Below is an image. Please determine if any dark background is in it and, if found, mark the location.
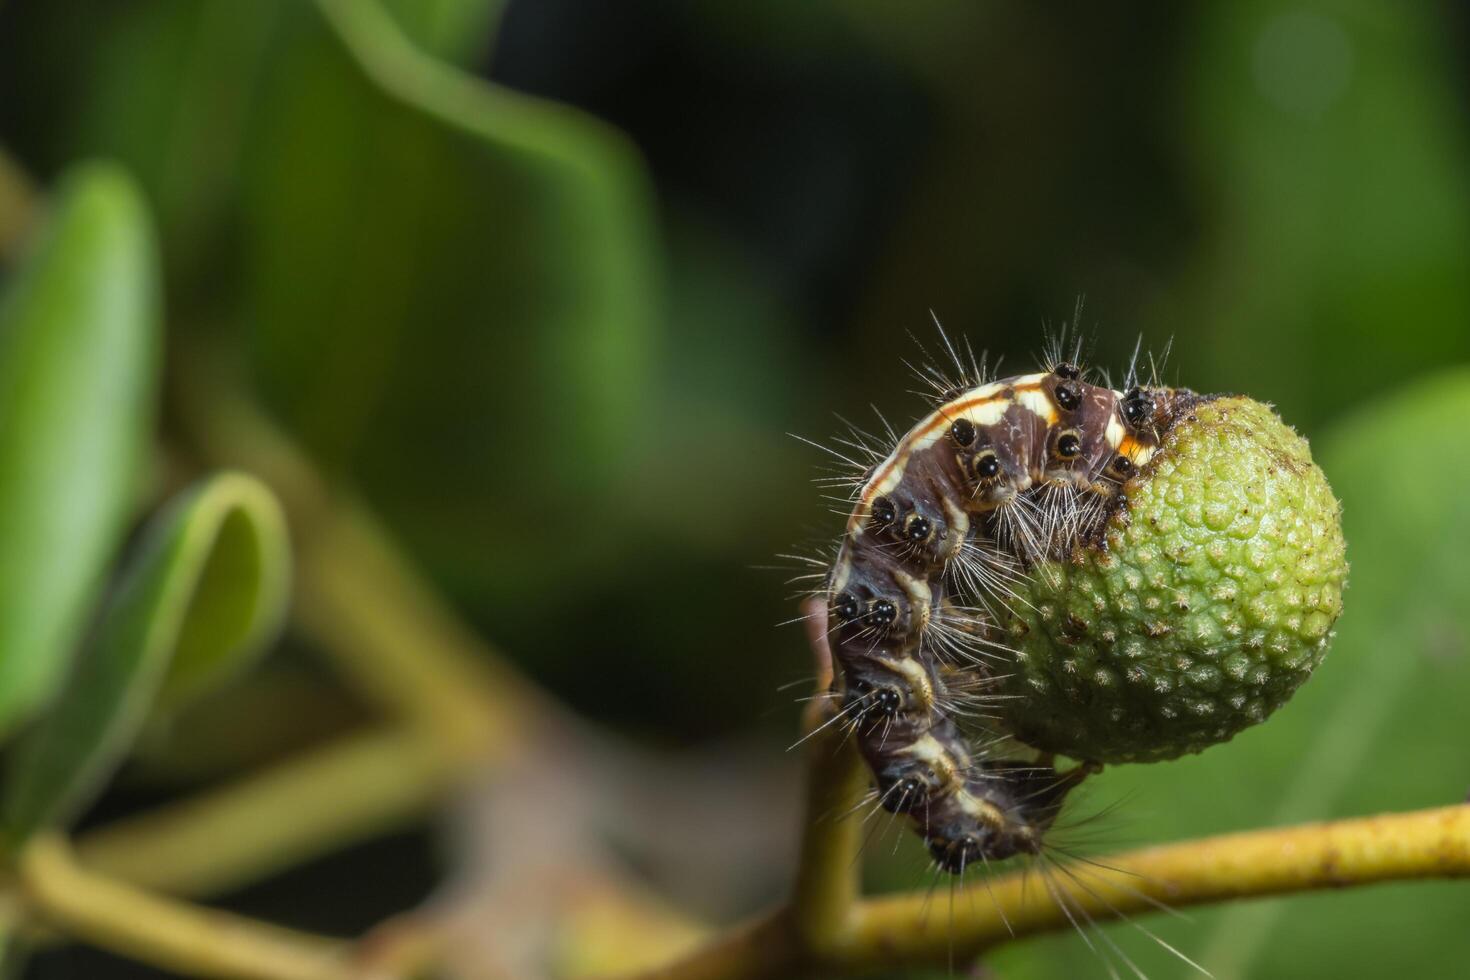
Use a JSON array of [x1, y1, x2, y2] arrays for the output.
[[3, 1, 1469, 977]]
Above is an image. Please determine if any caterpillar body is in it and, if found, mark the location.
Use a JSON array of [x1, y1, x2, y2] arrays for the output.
[[824, 356, 1202, 872]]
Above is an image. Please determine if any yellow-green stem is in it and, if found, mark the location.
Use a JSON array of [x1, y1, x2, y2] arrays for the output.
[[842, 803, 1470, 969], [20, 835, 361, 980], [618, 804, 1470, 980], [76, 727, 447, 898], [291, 506, 534, 763], [788, 598, 867, 952], [790, 737, 866, 952]]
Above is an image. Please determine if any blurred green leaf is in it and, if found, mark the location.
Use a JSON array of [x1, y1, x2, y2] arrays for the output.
[[1163, 1, 1470, 430], [2, 472, 290, 844], [381, 0, 504, 65], [988, 368, 1470, 979], [239, 0, 664, 602], [8, 0, 666, 611], [0, 162, 158, 739]]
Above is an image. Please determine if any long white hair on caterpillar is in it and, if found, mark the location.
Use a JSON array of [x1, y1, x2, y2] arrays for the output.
[[786, 312, 1218, 976]]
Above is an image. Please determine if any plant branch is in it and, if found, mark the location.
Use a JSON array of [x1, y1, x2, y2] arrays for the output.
[[75, 726, 448, 899], [617, 803, 1470, 979], [291, 506, 536, 763], [788, 598, 867, 953], [840, 802, 1470, 970], [19, 835, 364, 980], [608, 911, 792, 980]]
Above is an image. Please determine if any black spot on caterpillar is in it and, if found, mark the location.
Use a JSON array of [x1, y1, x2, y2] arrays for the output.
[[817, 330, 1203, 874]]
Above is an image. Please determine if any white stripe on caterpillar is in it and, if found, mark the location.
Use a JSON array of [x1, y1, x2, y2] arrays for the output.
[[819, 344, 1197, 874]]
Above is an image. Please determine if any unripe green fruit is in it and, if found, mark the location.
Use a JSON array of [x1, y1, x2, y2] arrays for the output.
[[998, 397, 1347, 762]]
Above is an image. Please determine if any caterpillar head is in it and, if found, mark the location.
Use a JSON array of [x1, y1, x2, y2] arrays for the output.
[[994, 395, 1348, 762]]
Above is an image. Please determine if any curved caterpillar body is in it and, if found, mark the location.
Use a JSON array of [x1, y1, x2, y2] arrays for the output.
[[825, 362, 1200, 872]]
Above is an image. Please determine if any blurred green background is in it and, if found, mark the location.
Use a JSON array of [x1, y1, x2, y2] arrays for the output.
[[2, 1, 1469, 977]]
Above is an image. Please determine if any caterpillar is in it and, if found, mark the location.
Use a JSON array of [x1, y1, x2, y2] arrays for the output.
[[819, 333, 1203, 873]]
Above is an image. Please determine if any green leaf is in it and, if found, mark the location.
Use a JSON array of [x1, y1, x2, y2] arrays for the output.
[[1, 472, 291, 844], [5, 0, 667, 616], [245, 0, 663, 597], [0, 162, 159, 739], [380, 0, 505, 64]]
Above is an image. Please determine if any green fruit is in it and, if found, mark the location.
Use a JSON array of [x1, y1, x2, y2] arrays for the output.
[[998, 397, 1347, 762]]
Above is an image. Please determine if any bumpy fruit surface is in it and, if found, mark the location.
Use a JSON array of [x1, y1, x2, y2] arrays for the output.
[[998, 397, 1347, 762]]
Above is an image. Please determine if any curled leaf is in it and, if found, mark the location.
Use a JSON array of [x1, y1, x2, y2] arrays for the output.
[[3, 472, 291, 843]]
